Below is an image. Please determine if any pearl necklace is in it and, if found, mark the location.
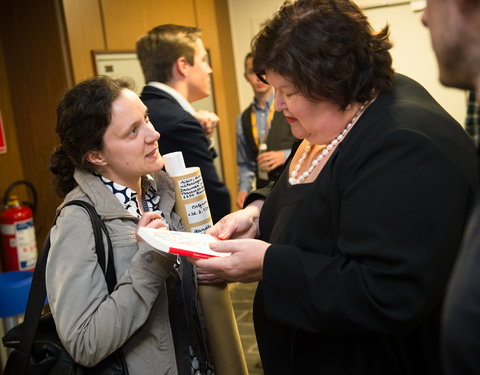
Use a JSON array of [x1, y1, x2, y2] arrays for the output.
[[289, 103, 366, 185]]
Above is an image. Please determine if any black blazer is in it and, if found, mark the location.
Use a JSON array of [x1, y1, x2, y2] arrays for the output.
[[249, 74, 478, 374], [442, 147, 480, 375], [140, 86, 230, 223]]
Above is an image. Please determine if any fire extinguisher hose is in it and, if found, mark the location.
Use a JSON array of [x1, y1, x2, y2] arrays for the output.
[[2, 180, 37, 215]]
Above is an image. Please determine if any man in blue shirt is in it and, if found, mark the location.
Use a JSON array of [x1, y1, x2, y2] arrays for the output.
[[236, 53, 296, 208]]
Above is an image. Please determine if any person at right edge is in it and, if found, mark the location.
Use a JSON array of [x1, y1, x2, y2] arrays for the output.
[[236, 52, 296, 208], [191, 0, 478, 374], [136, 24, 230, 223], [422, 0, 480, 374]]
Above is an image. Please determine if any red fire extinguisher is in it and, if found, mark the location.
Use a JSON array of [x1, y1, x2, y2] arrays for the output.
[[0, 181, 38, 271]]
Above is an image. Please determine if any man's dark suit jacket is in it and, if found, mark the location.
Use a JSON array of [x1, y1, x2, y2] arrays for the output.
[[140, 85, 230, 223]]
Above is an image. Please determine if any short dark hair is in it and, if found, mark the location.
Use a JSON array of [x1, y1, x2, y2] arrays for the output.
[[251, 0, 394, 108], [136, 24, 201, 83], [49, 76, 133, 197]]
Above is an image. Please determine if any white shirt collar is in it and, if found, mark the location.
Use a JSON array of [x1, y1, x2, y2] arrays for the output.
[[147, 81, 196, 116]]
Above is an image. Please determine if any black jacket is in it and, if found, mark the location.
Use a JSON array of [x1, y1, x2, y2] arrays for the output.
[[248, 74, 478, 374], [140, 85, 231, 223]]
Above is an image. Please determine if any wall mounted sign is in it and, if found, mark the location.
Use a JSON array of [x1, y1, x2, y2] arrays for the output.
[[0, 110, 6, 154]]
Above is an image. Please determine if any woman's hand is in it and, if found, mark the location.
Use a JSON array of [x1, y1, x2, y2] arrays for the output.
[[136, 211, 168, 241], [207, 200, 264, 240], [190, 238, 270, 283]]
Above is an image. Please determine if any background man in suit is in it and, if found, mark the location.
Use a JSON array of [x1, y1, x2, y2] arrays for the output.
[[136, 24, 230, 223], [236, 53, 296, 208], [422, 1, 480, 374]]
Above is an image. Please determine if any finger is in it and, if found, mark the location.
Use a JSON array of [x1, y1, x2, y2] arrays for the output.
[[196, 267, 214, 275], [198, 278, 228, 285], [196, 271, 217, 279], [191, 253, 228, 267], [209, 239, 239, 253], [206, 218, 236, 239], [138, 211, 162, 226], [189, 257, 219, 275], [205, 222, 223, 237], [150, 219, 168, 229], [257, 154, 267, 163], [196, 272, 225, 283]]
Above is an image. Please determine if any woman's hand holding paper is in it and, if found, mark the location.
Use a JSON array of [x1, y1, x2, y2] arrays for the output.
[[191, 238, 269, 283], [136, 212, 168, 241], [207, 200, 264, 240]]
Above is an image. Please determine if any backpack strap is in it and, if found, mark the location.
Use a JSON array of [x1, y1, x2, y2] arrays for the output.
[[63, 200, 117, 292], [16, 200, 116, 366]]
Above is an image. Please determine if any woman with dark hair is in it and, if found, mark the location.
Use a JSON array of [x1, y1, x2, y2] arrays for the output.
[[192, 0, 478, 374], [47, 76, 212, 375]]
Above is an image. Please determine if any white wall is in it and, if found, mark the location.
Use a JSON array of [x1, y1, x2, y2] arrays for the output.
[[227, 0, 467, 124], [365, 3, 467, 123], [227, 0, 284, 111]]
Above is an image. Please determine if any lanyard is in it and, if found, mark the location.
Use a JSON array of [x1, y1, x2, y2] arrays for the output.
[[250, 102, 275, 147]]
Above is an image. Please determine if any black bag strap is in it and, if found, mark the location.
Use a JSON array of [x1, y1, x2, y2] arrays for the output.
[[16, 200, 116, 368]]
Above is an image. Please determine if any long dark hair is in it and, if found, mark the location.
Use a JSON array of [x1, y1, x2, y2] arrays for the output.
[[49, 76, 132, 197], [252, 0, 394, 108]]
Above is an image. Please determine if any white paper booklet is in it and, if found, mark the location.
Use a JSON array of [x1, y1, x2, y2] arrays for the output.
[[138, 227, 230, 259]]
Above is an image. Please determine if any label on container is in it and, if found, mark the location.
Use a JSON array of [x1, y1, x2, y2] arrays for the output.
[[178, 174, 205, 200], [0, 223, 15, 235], [186, 198, 211, 224], [15, 219, 37, 270], [171, 167, 213, 234], [190, 221, 213, 234]]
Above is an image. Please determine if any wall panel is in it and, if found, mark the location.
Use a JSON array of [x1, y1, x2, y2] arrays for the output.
[[62, 0, 106, 82], [101, 0, 197, 49], [0, 36, 25, 195], [0, 0, 68, 246], [195, 0, 239, 206], [0, 32, 27, 271]]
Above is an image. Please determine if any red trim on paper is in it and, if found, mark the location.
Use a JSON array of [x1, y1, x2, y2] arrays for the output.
[[169, 247, 218, 259]]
